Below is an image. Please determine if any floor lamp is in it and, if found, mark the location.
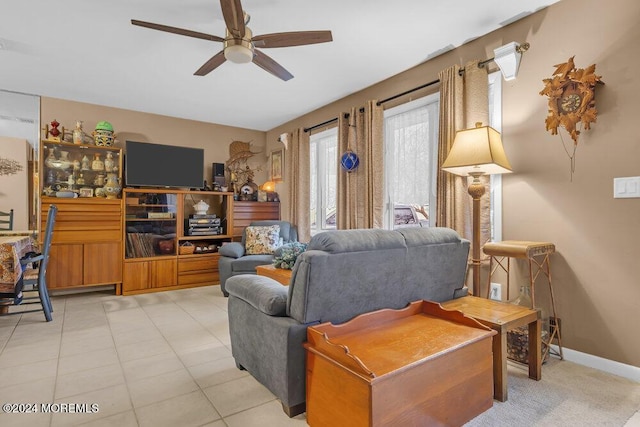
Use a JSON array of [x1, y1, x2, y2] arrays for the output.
[[441, 122, 512, 297]]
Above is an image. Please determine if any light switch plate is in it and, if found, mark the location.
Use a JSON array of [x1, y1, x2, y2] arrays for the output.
[[613, 177, 640, 199]]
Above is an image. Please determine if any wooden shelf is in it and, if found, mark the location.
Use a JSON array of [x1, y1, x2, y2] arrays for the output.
[[121, 188, 233, 295]]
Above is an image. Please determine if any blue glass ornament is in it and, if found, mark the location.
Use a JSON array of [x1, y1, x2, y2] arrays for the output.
[[340, 150, 359, 172]]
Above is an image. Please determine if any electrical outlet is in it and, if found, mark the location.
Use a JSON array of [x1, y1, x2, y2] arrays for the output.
[[489, 283, 501, 301]]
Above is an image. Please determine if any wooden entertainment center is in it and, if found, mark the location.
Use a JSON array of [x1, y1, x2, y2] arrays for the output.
[[121, 188, 234, 295], [39, 140, 280, 295]]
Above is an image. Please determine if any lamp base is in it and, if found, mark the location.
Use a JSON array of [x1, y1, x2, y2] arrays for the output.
[[468, 173, 486, 297]]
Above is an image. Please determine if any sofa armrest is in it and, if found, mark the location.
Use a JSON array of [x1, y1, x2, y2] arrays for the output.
[[219, 242, 245, 258], [226, 275, 288, 316]]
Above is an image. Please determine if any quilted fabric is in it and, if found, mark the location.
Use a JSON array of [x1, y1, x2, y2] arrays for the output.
[[245, 225, 281, 255]]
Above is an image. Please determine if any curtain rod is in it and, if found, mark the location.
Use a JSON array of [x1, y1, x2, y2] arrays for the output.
[[303, 48, 516, 134]]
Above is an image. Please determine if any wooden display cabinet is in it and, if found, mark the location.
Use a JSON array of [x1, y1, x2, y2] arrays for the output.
[[122, 188, 234, 295], [41, 140, 122, 199], [39, 140, 123, 292]]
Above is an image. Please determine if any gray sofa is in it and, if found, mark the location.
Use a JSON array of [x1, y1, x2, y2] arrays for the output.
[[225, 227, 470, 416], [218, 220, 298, 296]]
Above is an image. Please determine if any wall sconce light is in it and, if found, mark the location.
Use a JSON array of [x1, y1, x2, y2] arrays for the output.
[[493, 42, 530, 81]]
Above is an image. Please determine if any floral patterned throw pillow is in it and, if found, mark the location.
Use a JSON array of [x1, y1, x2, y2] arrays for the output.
[[245, 225, 281, 255]]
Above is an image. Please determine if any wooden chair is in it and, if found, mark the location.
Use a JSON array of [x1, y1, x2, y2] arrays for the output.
[[0, 205, 57, 321], [0, 209, 13, 230]]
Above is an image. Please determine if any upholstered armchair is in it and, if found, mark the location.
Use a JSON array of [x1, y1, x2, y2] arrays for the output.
[[218, 220, 298, 296]]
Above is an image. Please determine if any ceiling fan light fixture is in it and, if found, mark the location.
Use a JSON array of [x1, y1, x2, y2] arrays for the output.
[[225, 44, 253, 63]]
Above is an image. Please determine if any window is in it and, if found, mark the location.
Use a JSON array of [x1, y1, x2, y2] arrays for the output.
[[383, 93, 439, 230], [309, 128, 338, 235], [488, 71, 503, 242]]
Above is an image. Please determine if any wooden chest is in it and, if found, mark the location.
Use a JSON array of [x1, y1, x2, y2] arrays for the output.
[[305, 300, 496, 427]]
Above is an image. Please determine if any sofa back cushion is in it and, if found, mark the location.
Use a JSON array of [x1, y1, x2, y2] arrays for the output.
[[287, 227, 469, 325], [398, 227, 470, 302]]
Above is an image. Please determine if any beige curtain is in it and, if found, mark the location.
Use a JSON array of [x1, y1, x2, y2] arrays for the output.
[[284, 128, 311, 242], [436, 61, 490, 248], [337, 101, 384, 229]]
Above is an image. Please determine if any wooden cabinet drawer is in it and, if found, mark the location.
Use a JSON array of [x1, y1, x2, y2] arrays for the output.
[[178, 254, 219, 273], [178, 271, 219, 285]]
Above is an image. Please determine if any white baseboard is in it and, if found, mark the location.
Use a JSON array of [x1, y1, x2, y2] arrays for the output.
[[550, 344, 640, 383]]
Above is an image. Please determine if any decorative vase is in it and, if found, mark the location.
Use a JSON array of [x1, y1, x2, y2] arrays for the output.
[[58, 151, 72, 170], [45, 147, 57, 168], [104, 151, 115, 172], [157, 239, 175, 255], [81, 155, 91, 171], [103, 173, 121, 199], [91, 153, 104, 171], [93, 121, 115, 146], [194, 200, 209, 215], [93, 173, 105, 186], [72, 121, 84, 145]]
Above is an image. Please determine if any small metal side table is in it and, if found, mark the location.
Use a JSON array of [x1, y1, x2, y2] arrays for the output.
[[483, 240, 563, 361]]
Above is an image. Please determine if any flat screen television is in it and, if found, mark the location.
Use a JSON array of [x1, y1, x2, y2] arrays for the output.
[[125, 140, 204, 189]]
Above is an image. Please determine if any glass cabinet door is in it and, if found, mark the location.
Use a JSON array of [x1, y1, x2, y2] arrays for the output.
[[41, 140, 122, 199], [124, 192, 177, 258]]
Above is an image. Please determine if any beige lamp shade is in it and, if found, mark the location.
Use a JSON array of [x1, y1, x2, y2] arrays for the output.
[[262, 181, 276, 192], [442, 123, 513, 176]]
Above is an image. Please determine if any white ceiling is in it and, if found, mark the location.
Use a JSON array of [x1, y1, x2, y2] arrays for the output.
[[1, 0, 560, 131]]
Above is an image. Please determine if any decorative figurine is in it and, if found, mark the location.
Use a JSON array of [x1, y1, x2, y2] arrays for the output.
[[104, 151, 115, 172], [72, 121, 84, 145], [81, 155, 91, 171], [91, 153, 104, 171], [94, 173, 105, 186]]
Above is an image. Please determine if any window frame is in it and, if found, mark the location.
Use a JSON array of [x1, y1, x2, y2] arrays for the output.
[[309, 127, 338, 235], [382, 92, 440, 230]]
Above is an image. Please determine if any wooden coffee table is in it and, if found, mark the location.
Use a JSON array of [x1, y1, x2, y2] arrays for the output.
[[441, 295, 541, 402], [255, 264, 292, 285]]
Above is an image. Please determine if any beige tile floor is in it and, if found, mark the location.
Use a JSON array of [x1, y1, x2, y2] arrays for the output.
[[1, 286, 638, 427], [0, 286, 307, 427]]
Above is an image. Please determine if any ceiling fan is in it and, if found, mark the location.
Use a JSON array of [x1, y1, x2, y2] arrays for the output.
[[132, 0, 333, 81]]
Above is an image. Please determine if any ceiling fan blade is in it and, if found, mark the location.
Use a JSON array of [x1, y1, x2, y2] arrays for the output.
[[131, 19, 224, 43], [194, 51, 227, 76], [220, 0, 246, 39], [253, 31, 333, 48], [253, 50, 293, 81]]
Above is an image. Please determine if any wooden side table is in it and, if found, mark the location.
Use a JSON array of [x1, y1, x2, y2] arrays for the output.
[[441, 295, 541, 402], [483, 240, 563, 361], [255, 264, 292, 285]]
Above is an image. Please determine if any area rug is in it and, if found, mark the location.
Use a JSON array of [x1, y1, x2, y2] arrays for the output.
[[466, 358, 640, 426]]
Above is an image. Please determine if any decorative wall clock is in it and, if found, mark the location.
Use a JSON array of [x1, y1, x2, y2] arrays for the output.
[[540, 56, 603, 143], [540, 56, 603, 178]]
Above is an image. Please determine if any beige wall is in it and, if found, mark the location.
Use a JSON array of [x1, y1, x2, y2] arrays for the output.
[[266, 0, 640, 367], [41, 98, 270, 186]]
